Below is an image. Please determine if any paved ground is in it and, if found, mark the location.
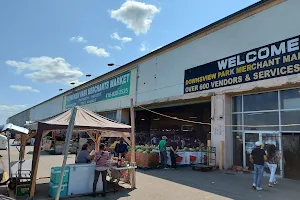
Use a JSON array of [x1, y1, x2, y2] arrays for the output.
[[0, 142, 299, 200]]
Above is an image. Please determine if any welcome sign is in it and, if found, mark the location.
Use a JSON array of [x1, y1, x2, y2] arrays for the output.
[[65, 72, 131, 109], [184, 35, 300, 94]]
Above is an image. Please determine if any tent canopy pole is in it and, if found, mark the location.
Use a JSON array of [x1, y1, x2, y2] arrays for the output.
[[55, 107, 77, 200]]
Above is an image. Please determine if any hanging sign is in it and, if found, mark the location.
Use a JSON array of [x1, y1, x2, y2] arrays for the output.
[[65, 71, 131, 109], [184, 35, 300, 94]]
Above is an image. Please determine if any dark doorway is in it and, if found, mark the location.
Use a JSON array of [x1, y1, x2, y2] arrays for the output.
[[282, 133, 300, 180], [135, 102, 211, 145]]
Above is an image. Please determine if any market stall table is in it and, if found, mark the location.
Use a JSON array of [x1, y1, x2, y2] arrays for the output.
[[108, 166, 137, 193]]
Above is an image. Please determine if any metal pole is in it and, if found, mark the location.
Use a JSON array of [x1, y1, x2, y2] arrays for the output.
[[130, 98, 136, 188], [55, 107, 77, 200], [6, 131, 12, 178]]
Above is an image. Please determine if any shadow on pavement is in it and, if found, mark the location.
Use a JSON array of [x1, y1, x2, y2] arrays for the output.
[[137, 166, 300, 200], [16, 179, 132, 200], [26, 151, 75, 158]]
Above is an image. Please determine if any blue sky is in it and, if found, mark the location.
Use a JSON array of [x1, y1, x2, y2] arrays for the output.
[[0, 0, 259, 124]]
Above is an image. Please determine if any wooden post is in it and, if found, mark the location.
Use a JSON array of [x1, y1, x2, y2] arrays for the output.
[[26, 132, 37, 141], [130, 98, 136, 188], [121, 133, 132, 146], [86, 131, 96, 142], [95, 132, 102, 151], [20, 134, 27, 160], [29, 127, 44, 198], [219, 141, 224, 170]]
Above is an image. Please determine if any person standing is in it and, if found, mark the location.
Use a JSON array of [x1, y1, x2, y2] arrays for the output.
[[114, 137, 128, 158], [250, 141, 267, 191], [151, 135, 157, 145], [180, 137, 185, 149], [93, 143, 110, 197], [159, 136, 168, 169], [267, 144, 279, 187], [76, 143, 93, 163], [170, 140, 179, 169]]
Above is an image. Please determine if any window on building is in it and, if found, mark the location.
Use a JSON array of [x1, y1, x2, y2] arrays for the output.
[[281, 88, 300, 110], [281, 110, 300, 131], [232, 96, 242, 113], [244, 91, 278, 111], [232, 114, 242, 130], [244, 112, 279, 131], [105, 112, 117, 121]]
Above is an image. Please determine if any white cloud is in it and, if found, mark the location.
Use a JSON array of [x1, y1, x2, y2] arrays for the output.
[[110, 32, 132, 43], [108, 45, 122, 50], [0, 104, 28, 124], [140, 41, 149, 52], [6, 56, 83, 84], [152, 46, 163, 52], [10, 85, 40, 93], [84, 46, 110, 57], [70, 36, 87, 43], [0, 105, 28, 112], [110, 1, 159, 35]]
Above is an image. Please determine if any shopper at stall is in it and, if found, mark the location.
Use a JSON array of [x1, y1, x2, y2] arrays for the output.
[[114, 137, 128, 158], [93, 143, 110, 197], [180, 137, 185, 149], [75, 143, 93, 163], [159, 136, 168, 169], [151, 135, 157, 145], [267, 144, 279, 187], [170, 140, 179, 169], [250, 141, 267, 191]]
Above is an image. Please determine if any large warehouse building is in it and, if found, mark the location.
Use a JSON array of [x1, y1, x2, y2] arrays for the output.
[[8, 0, 300, 179]]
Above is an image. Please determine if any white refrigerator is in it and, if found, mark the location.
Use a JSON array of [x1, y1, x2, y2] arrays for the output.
[[67, 163, 103, 196]]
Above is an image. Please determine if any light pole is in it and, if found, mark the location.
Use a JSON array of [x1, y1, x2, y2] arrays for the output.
[[58, 82, 76, 92], [85, 74, 97, 78], [107, 63, 121, 67]]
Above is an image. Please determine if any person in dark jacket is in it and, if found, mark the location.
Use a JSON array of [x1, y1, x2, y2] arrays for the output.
[[170, 140, 179, 169], [114, 138, 128, 158]]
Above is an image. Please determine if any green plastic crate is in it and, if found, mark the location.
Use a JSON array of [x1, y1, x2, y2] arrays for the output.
[[16, 184, 30, 197]]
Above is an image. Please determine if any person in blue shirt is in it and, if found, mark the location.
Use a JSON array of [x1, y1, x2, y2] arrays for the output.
[[76, 143, 93, 163]]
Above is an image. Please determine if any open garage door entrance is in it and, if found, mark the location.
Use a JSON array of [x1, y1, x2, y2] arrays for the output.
[[135, 101, 211, 146]]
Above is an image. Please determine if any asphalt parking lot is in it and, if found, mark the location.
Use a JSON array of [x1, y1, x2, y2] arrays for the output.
[[0, 143, 300, 200]]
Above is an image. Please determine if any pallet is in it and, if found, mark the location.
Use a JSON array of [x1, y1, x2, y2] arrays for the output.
[[192, 164, 216, 172]]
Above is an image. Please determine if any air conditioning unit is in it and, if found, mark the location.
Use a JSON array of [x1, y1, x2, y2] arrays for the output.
[[181, 125, 193, 132]]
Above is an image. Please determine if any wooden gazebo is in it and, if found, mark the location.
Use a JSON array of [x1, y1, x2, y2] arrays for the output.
[[26, 101, 136, 198]]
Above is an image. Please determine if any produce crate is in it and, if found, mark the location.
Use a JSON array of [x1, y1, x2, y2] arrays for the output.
[[50, 166, 70, 184], [16, 184, 30, 197], [137, 152, 159, 168], [126, 152, 159, 168]]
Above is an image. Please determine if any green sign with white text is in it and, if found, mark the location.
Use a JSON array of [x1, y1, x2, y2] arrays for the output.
[[65, 71, 131, 109]]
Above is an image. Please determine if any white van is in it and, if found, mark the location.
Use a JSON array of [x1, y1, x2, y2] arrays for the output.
[[0, 135, 8, 150]]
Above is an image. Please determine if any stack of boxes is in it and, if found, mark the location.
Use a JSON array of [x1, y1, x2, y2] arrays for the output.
[[48, 166, 70, 198]]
